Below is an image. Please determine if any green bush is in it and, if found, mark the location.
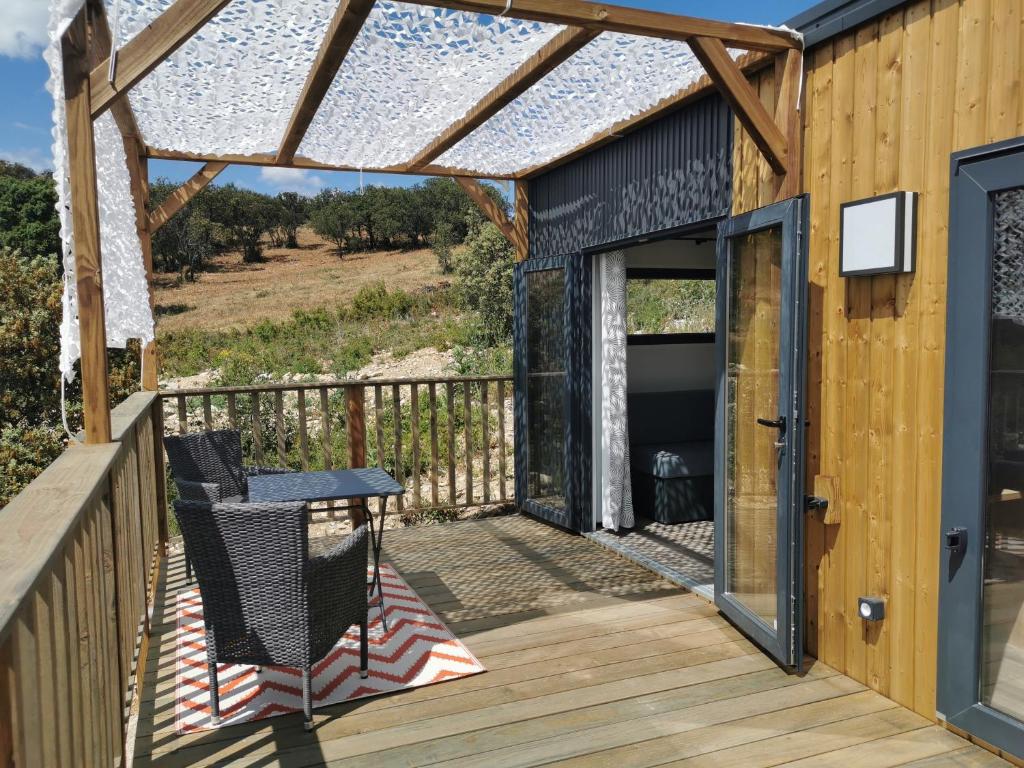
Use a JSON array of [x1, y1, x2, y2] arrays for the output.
[[454, 222, 515, 346], [0, 425, 65, 508], [0, 166, 59, 262]]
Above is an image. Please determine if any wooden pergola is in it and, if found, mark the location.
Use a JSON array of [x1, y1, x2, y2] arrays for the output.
[[59, 0, 803, 445]]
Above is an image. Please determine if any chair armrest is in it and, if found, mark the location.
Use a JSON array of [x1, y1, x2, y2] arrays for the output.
[[308, 525, 369, 643], [175, 479, 223, 502], [245, 465, 298, 476]]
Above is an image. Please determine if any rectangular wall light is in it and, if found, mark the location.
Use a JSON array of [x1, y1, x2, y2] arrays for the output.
[[840, 191, 917, 276]]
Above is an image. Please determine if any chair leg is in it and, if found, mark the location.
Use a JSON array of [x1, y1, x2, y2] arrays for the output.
[[360, 621, 369, 679], [302, 668, 313, 731], [208, 657, 220, 726]]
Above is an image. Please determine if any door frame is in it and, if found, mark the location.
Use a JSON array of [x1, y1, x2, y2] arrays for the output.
[[713, 195, 808, 668], [514, 253, 592, 532], [938, 135, 1024, 755]]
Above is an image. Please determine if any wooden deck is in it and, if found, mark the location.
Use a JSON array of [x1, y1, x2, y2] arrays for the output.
[[131, 515, 1007, 767]]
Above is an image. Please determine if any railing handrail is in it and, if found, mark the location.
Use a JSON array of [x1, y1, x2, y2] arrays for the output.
[[0, 442, 119, 646], [158, 373, 513, 398]]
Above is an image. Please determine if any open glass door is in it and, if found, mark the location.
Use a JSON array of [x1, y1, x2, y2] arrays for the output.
[[514, 254, 591, 531], [715, 197, 808, 668]]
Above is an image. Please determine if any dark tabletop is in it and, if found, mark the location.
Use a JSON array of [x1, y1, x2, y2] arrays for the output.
[[247, 467, 405, 504]]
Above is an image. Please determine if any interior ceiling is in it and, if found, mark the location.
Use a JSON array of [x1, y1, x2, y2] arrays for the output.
[[104, 0, 748, 178]]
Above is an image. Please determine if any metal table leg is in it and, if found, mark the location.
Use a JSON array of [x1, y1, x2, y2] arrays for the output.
[[365, 497, 388, 633]]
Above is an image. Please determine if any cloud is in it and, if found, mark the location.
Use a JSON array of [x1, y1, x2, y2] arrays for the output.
[[0, 0, 50, 59], [0, 147, 52, 173], [258, 167, 324, 195]]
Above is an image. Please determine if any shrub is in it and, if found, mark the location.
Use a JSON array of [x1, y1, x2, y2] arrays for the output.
[[0, 425, 65, 508], [431, 220, 457, 274], [346, 282, 418, 321], [0, 171, 60, 262], [454, 222, 515, 346]]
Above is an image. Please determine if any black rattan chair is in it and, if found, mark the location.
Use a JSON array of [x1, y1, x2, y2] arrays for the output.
[[164, 429, 296, 580], [174, 499, 369, 731]]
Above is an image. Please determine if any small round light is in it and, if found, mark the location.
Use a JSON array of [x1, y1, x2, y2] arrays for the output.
[[859, 602, 872, 619]]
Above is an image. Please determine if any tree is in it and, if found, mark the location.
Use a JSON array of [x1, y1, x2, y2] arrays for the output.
[[309, 190, 354, 254], [454, 222, 515, 345], [275, 192, 308, 248], [149, 179, 217, 278], [0, 171, 60, 261], [200, 184, 278, 263]]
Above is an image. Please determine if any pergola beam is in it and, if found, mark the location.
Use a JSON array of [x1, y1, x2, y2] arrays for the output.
[[143, 146, 519, 180], [688, 36, 789, 176], [63, 6, 112, 443], [399, 0, 800, 52], [276, 0, 375, 164], [89, 0, 232, 120], [148, 162, 228, 233], [408, 26, 601, 170], [773, 48, 803, 200], [455, 178, 515, 244], [87, 0, 145, 154]]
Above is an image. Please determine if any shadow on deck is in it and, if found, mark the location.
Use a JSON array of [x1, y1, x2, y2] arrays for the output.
[[131, 515, 1005, 767]]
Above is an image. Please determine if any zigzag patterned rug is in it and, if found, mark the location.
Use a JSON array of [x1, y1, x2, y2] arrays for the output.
[[174, 564, 485, 733]]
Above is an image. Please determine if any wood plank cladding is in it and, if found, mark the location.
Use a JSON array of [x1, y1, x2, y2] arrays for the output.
[[731, 0, 1024, 720]]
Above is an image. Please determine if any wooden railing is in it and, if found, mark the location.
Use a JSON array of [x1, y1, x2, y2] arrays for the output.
[[0, 392, 167, 767], [159, 375, 515, 516]]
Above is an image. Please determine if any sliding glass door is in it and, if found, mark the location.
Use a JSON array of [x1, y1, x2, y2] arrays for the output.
[[514, 254, 591, 531]]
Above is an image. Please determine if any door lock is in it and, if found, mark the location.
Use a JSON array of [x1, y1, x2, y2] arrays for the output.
[[805, 496, 829, 512], [944, 527, 967, 554]]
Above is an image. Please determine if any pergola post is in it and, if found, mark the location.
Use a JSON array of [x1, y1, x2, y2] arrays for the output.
[[513, 181, 529, 262], [63, 6, 112, 443], [131, 155, 160, 390]]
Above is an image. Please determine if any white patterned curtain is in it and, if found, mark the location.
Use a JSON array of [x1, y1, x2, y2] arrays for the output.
[[600, 251, 634, 531]]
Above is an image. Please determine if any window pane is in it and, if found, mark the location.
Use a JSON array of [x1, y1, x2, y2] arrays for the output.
[[724, 227, 781, 628], [626, 278, 716, 335], [982, 186, 1024, 721], [526, 268, 566, 510]]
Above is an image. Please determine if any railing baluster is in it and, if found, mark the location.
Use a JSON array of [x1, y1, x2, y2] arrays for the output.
[[481, 380, 491, 504], [392, 385, 404, 512], [319, 387, 332, 471], [274, 390, 286, 466], [410, 384, 421, 510], [497, 379, 508, 501], [227, 392, 237, 429], [202, 395, 213, 431], [374, 386, 385, 471], [446, 382, 457, 506], [176, 395, 187, 434], [251, 392, 264, 465], [429, 383, 439, 506], [463, 382, 473, 506], [297, 389, 310, 471]]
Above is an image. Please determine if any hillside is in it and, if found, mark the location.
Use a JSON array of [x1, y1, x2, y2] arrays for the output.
[[153, 227, 452, 333]]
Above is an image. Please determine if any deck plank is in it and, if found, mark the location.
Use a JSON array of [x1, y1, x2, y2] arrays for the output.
[[132, 514, 1005, 767]]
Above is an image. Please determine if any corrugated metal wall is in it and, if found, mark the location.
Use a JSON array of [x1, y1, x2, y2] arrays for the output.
[[528, 94, 733, 260]]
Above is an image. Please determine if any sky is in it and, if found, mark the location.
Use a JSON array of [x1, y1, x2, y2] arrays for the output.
[[0, 0, 812, 194]]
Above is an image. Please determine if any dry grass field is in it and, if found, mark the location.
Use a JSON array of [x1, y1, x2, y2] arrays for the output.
[[153, 228, 448, 332]]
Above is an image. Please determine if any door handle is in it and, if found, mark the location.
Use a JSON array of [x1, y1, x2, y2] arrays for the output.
[[945, 527, 967, 554], [757, 417, 785, 430]]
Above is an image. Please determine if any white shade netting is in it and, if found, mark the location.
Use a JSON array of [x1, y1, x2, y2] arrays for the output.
[[45, 0, 154, 383], [437, 33, 712, 176], [299, 2, 565, 169]]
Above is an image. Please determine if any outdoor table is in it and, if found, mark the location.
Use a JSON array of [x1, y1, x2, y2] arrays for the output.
[[248, 467, 405, 631]]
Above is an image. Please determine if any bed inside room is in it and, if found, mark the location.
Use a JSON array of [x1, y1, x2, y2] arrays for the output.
[[588, 227, 719, 600]]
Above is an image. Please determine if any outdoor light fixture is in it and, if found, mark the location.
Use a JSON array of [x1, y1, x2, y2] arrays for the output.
[[858, 596, 885, 622], [840, 192, 918, 276]]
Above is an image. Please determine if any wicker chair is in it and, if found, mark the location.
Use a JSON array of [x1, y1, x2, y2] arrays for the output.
[[163, 429, 296, 580], [174, 499, 369, 731]]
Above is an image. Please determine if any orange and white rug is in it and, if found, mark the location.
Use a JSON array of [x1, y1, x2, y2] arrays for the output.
[[175, 564, 485, 733]]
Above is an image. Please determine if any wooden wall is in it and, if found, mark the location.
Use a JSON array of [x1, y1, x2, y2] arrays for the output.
[[731, 0, 1024, 719]]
